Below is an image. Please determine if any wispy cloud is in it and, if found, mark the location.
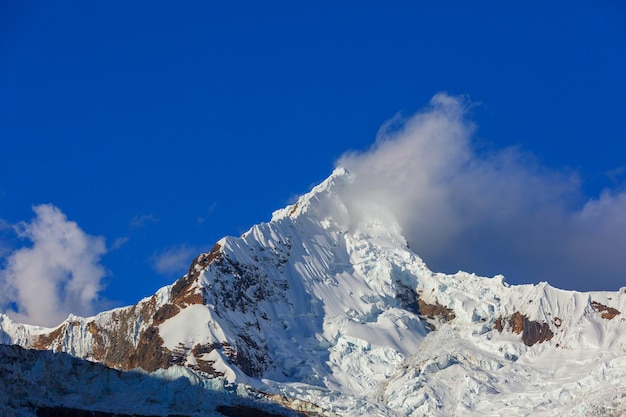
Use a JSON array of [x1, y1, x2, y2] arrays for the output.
[[196, 203, 217, 225], [0, 204, 107, 326], [130, 213, 159, 229], [151, 245, 197, 276], [109, 236, 129, 251], [337, 93, 626, 291]]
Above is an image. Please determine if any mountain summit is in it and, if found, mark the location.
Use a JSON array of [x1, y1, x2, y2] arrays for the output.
[[2, 168, 626, 416]]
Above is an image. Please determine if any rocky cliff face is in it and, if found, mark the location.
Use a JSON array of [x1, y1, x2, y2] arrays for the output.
[[5, 244, 264, 379]]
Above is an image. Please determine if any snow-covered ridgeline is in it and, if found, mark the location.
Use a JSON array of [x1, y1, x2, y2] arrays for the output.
[[0, 284, 173, 362]]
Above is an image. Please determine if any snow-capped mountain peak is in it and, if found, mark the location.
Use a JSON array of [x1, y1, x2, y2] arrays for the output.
[[2, 168, 626, 416], [272, 166, 352, 222]]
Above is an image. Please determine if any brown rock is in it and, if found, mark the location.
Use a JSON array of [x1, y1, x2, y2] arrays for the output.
[[499, 312, 554, 346], [494, 316, 504, 332], [33, 324, 67, 350], [591, 301, 621, 320], [417, 299, 455, 322]]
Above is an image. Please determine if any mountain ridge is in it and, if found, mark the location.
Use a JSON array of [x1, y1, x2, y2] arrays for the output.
[[2, 167, 626, 416]]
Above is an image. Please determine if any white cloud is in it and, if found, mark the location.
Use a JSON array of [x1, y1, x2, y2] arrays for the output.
[[151, 245, 196, 276], [337, 93, 626, 291], [0, 204, 107, 326]]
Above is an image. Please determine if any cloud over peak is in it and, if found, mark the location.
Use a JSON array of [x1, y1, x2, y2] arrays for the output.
[[338, 93, 626, 291]]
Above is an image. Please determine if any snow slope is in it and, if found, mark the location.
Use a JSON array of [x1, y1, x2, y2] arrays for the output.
[[2, 167, 626, 416]]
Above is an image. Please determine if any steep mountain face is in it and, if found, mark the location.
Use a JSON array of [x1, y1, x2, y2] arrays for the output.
[[2, 167, 626, 416]]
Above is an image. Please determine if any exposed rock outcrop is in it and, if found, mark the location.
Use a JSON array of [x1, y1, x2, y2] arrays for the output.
[[28, 244, 227, 375], [417, 299, 456, 322], [171, 243, 223, 306], [495, 312, 554, 346], [591, 301, 621, 320]]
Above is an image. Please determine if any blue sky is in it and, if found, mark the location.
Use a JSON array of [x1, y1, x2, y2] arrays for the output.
[[1, 2, 625, 325]]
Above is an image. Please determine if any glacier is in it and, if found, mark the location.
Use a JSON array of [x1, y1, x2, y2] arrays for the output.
[[2, 167, 626, 416]]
